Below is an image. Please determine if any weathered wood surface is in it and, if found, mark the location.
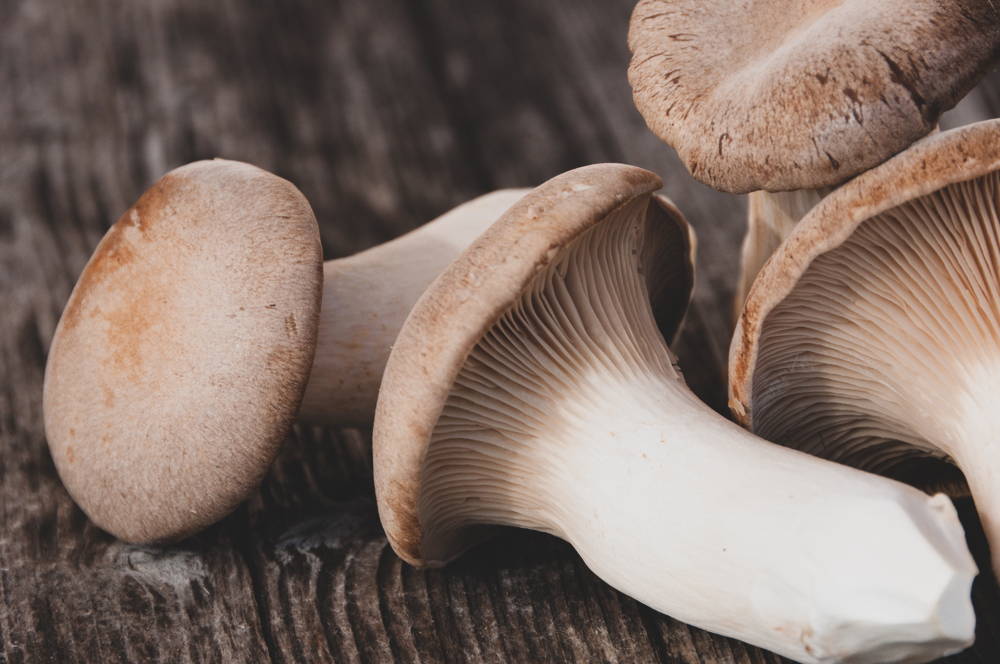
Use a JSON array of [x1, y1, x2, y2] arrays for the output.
[[2, 1, 999, 661]]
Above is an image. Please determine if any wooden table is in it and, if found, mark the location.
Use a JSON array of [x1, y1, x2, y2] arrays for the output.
[[3, 1, 999, 661]]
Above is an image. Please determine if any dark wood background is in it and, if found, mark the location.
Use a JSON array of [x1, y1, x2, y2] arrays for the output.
[[3, 1, 1000, 661]]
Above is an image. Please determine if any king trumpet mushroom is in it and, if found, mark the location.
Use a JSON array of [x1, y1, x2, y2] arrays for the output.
[[732, 119, 1000, 581], [627, 0, 1000, 311], [373, 163, 977, 664], [42, 158, 527, 543]]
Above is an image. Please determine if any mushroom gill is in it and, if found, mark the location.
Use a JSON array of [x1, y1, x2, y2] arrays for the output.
[[751, 170, 1000, 474], [418, 196, 677, 560]]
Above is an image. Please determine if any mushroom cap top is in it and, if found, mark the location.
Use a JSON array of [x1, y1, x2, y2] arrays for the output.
[[372, 163, 694, 565], [43, 159, 323, 543], [628, 0, 1000, 193], [730, 118, 1000, 426]]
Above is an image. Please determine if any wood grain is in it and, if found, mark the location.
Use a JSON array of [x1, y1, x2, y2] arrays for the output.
[[2, 0, 999, 661]]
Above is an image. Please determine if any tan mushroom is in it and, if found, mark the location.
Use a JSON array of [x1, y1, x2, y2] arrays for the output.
[[627, 0, 1000, 309], [731, 119, 1000, 575], [374, 163, 977, 664], [43, 159, 526, 543]]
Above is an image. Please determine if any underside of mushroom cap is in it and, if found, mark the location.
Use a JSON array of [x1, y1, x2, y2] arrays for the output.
[[628, 0, 1000, 193], [730, 119, 1000, 471], [43, 160, 323, 543], [373, 164, 694, 566]]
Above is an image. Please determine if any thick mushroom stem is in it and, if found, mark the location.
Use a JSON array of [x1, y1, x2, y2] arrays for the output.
[[416, 203, 976, 663], [572, 428, 973, 664], [924, 386, 1000, 575], [425, 349, 975, 664], [735, 189, 827, 316], [297, 189, 528, 425], [953, 444, 1000, 576], [579, 402, 967, 663]]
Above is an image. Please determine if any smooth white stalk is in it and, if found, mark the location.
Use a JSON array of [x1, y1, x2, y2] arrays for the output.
[[954, 447, 1000, 578], [922, 363, 1000, 579], [564, 375, 974, 664]]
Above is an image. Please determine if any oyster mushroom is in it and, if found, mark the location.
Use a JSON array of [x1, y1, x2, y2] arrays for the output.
[[374, 163, 977, 664], [627, 0, 1000, 308], [43, 159, 526, 543], [731, 119, 1000, 575]]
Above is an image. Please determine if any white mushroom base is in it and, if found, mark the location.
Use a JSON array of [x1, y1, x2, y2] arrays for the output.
[[429, 370, 976, 663], [419, 202, 977, 663], [566, 382, 973, 664]]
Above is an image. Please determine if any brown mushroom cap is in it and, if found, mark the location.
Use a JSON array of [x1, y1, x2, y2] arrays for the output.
[[43, 160, 323, 543], [373, 163, 694, 566], [628, 0, 1000, 193], [730, 119, 1000, 465]]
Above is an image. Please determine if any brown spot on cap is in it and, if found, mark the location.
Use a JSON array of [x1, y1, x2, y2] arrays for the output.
[[42, 159, 323, 544]]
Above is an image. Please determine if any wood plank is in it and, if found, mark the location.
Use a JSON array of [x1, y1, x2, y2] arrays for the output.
[[2, 0, 999, 662]]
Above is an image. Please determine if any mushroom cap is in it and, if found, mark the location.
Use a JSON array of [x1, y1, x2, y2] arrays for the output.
[[628, 0, 1000, 193], [730, 118, 1000, 433], [372, 163, 694, 566], [43, 160, 323, 543]]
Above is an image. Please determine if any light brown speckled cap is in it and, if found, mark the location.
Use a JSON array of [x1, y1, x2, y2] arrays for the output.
[[372, 163, 694, 566], [731, 118, 1000, 426], [43, 160, 323, 543], [628, 1, 1000, 193]]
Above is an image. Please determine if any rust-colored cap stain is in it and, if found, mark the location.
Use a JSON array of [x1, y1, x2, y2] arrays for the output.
[[43, 160, 323, 543]]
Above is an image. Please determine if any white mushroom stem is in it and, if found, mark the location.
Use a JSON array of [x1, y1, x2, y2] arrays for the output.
[[421, 203, 976, 663], [736, 189, 827, 314], [953, 443, 1000, 574], [297, 189, 528, 425]]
